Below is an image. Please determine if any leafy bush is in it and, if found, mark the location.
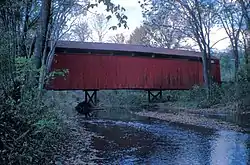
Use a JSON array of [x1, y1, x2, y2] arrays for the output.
[[0, 57, 66, 164], [166, 77, 250, 110], [99, 90, 147, 107]]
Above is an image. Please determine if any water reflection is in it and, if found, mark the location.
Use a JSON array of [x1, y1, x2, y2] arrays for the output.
[[210, 131, 249, 165], [82, 119, 250, 165]]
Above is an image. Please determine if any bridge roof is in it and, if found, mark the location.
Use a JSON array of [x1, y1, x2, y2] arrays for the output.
[[54, 41, 217, 60]]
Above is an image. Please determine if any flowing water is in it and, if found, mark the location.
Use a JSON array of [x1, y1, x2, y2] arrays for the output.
[[79, 108, 250, 165]]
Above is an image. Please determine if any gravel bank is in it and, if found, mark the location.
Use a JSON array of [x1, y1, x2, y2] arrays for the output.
[[46, 91, 100, 165], [134, 102, 245, 132]]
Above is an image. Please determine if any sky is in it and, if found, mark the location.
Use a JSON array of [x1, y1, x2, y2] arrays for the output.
[[86, 0, 230, 50], [86, 0, 144, 41]]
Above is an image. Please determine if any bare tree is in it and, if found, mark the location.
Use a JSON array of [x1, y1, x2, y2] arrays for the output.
[[70, 19, 92, 41], [141, 0, 218, 97], [238, 0, 250, 71], [89, 13, 110, 42], [127, 25, 151, 45], [142, 1, 188, 49], [19, 0, 34, 58], [238, 0, 250, 29], [217, 0, 244, 82], [184, 0, 216, 91], [108, 33, 126, 43]]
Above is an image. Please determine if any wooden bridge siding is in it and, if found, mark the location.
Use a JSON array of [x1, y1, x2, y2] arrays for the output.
[[48, 53, 204, 90], [211, 60, 221, 83]]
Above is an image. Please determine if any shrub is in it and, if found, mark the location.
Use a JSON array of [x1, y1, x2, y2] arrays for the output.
[[0, 57, 66, 164]]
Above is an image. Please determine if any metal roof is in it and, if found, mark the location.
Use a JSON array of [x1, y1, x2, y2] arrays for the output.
[[54, 41, 216, 59]]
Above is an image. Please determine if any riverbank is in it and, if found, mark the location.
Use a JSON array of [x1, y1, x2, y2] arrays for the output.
[[46, 91, 100, 165], [134, 102, 247, 132], [46, 90, 248, 164]]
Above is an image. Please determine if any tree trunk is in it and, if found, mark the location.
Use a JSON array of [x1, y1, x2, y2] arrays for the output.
[[33, 0, 51, 69], [38, 22, 52, 93], [233, 48, 240, 103], [234, 49, 240, 82], [239, 0, 250, 80], [246, 26, 250, 81], [20, 0, 32, 58], [207, 45, 212, 86], [242, 30, 248, 65], [202, 51, 210, 99]]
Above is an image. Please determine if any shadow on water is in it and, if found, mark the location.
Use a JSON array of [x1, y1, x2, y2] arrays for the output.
[[80, 108, 250, 165]]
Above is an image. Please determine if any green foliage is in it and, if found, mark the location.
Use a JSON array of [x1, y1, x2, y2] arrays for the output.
[[219, 54, 234, 81], [0, 56, 66, 164], [166, 79, 250, 110], [15, 57, 38, 83], [34, 119, 58, 129], [216, 49, 246, 82], [88, 0, 128, 30], [46, 68, 69, 83], [99, 90, 147, 107]]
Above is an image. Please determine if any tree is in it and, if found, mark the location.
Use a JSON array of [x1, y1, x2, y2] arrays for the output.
[[238, 0, 250, 78], [33, 0, 129, 68], [241, 27, 249, 65], [0, 0, 130, 97], [33, 0, 52, 69], [35, 0, 87, 90], [140, 0, 219, 98], [217, 0, 244, 82], [70, 19, 92, 41], [0, 0, 130, 163], [88, 0, 128, 30], [238, 0, 250, 32], [127, 25, 151, 45], [108, 33, 126, 43], [19, 0, 35, 58], [142, 0, 187, 49], [90, 13, 110, 42], [217, 50, 235, 81], [30, 0, 129, 90]]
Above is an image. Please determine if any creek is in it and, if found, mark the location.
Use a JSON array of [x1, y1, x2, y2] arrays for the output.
[[78, 108, 250, 165]]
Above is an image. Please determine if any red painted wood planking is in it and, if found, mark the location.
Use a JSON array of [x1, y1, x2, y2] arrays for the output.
[[47, 53, 221, 90]]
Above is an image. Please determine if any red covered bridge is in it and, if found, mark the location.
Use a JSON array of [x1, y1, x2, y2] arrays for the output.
[[47, 41, 221, 103]]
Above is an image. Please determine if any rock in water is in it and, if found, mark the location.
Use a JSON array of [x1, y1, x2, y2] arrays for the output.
[[75, 101, 94, 118]]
